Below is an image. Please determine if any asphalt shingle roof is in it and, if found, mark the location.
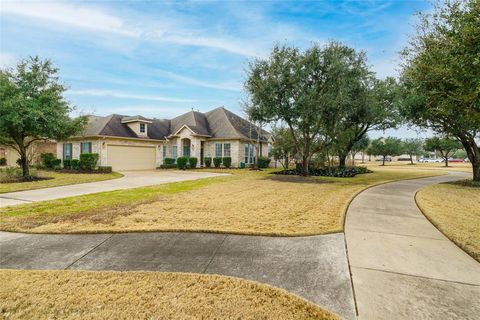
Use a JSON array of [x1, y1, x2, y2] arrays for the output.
[[81, 107, 270, 141]]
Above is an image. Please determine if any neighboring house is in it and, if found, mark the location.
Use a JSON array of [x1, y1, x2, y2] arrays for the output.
[[0, 141, 57, 166], [57, 107, 272, 171]]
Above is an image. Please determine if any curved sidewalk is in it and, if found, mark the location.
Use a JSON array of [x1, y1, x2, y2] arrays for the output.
[[345, 172, 480, 319]]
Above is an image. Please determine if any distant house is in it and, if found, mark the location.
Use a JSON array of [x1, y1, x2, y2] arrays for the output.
[[57, 107, 272, 171]]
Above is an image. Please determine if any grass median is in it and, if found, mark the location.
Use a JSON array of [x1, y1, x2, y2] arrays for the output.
[[0, 167, 445, 235], [416, 180, 480, 262], [0, 269, 338, 320]]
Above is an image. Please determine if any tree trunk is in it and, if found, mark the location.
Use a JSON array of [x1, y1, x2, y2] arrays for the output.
[[338, 154, 347, 169], [351, 153, 356, 166], [19, 148, 30, 177], [361, 153, 365, 164], [410, 154, 413, 165], [382, 155, 386, 166], [445, 157, 449, 167], [473, 159, 480, 182], [458, 136, 480, 182]]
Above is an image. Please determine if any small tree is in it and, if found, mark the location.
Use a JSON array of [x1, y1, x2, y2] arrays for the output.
[[271, 126, 296, 169], [402, 138, 423, 165], [424, 137, 462, 167], [350, 135, 370, 166], [0, 57, 86, 177], [369, 137, 403, 166]]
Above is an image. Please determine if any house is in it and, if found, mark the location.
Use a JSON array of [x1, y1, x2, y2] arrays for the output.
[[57, 107, 272, 171], [0, 141, 57, 167]]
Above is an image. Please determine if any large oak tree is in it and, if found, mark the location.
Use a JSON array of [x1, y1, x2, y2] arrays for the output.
[[400, 0, 480, 180], [0, 57, 86, 177]]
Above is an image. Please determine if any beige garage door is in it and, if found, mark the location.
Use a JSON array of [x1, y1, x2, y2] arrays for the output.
[[107, 145, 156, 171]]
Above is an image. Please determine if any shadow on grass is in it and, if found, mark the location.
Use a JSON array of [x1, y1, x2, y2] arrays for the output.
[[443, 179, 480, 188], [261, 174, 333, 184]]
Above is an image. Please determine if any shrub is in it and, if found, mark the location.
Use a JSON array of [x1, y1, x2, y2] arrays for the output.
[[222, 157, 232, 168], [164, 158, 175, 165], [16, 158, 22, 166], [41, 153, 57, 169], [213, 157, 222, 168], [0, 158, 6, 166], [63, 159, 72, 169], [79, 153, 99, 171], [176, 156, 188, 169], [50, 159, 62, 169], [273, 166, 372, 178], [188, 157, 198, 168], [97, 166, 112, 173], [71, 159, 80, 170], [257, 156, 271, 168], [204, 157, 212, 167], [158, 164, 177, 169]]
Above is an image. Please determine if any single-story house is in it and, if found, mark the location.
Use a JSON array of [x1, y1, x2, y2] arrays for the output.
[[57, 107, 272, 171], [0, 141, 57, 167]]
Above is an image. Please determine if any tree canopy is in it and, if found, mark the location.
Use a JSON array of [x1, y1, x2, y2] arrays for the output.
[[400, 0, 480, 180], [424, 136, 462, 167], [0, 56, 87, 176], [368, 137, 403, 166]]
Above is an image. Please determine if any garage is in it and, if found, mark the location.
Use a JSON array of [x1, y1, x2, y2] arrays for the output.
[[107, 145, 156, 171]]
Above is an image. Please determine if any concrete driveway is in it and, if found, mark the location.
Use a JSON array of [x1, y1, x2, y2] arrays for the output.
[[0, 170, 227, 207]]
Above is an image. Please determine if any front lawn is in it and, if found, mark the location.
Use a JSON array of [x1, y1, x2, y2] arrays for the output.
[[0, 170, 123, 193], [416, 181, 480, 262], [0, 270, 338, 320], [0, 167, 444, 235]]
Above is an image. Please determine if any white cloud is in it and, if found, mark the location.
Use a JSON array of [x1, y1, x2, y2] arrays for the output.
[[155, 69, 241, 91], [0, 1, 139, 37], [67, 89, 195, 103], [0, 52, 17, 68]]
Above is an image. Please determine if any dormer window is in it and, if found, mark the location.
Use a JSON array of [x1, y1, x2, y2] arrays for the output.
[[140, 123, 146, 133]]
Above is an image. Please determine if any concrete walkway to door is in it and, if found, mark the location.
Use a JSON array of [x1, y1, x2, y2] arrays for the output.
[[0, 170, 227, 207], [345, 172, 480, 319]]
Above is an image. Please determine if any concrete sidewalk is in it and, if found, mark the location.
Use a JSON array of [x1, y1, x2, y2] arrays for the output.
[[0, 231, 356, 319], [345, 172, 480, 319], [0, 170, 227, 207]]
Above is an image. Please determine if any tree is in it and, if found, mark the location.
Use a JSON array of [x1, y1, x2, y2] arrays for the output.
[[0, 56, 86, 177], [424, 137, 462, 167], [334, 77, 401, 168], [246, 42, 376, 175], [402, 138, 423, 165], [400, 0, 480, 180], [368, 137, 403, 166], [271, 126, 296, 169], [350, 135, 370, 166]]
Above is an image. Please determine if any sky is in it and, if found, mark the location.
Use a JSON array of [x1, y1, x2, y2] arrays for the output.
[[0, 0, 433, 138]]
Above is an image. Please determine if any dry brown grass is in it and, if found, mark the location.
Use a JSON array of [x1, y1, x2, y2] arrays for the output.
[[416, 182, 480, 262], [0, 167, 444, 235], [366, 161, 473, 173], [0, 269, 338, 320]]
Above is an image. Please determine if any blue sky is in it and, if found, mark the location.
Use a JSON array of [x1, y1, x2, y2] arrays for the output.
[[0, 0, 432, 138]]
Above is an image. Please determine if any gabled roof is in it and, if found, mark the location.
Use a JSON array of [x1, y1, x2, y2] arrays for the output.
[[79, 107, 270, 142]]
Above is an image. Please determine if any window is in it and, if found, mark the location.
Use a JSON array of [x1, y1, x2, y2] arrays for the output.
[[162, 145, 167, 158], [223, 143, 231, 157], [81, 142, 91, 154], [215, 143, 222, 157], [63, 143, 72, 160], [244, 144, 254, 164], [172, 145, 178, 160], [139, 123, 146, 133]]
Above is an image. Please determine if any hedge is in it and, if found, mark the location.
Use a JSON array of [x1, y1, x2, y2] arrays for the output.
[[79, 153, 99, 171], [164, 158, 175, 165], [177, 156, 188, 169], [188, 157, 198, 168], [41, 153, 60, 169], [222, 157, 232, 168], [257, 156, 271, 168], [0, 158, 6, 166], [204, 157, 212, 167], [159, 164, 177, 169], [213, 157, 222, 168], [97, 166, 112, 173]]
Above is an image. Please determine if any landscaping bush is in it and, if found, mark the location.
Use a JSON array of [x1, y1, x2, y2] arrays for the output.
[[176, 156, 188, 169], [63, 159, 72, 169], [79, 153, 99, 171], [40, 153, 61, 169], [164, 158, 175, 165], [0, 158, 6, 166], [273, 166, 372, 178], [16, 158, 22, 166], [188, 157, 198, 168], [97, 166, 112, 173], [257, 156, 271, 168], [204, 157, 212, 167], [158, 164, 177, 169], [213, 157, 222, 168], [71, 159, 80, 170], [222, 157, 232, 168]]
